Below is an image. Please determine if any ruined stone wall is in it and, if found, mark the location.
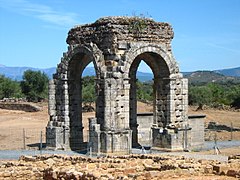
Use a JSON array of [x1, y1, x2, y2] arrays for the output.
[[137, 113, 153, 146], [0, 102, 41, 112], [188, 115, 205, 149]]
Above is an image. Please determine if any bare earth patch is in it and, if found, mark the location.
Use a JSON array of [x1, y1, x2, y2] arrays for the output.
[[0, 102, 239, 156], [0, 102, 239, 179]]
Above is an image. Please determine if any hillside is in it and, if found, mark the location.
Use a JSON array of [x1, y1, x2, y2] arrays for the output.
[[214, 67, 240, 77], [184, 71, 240, 84]]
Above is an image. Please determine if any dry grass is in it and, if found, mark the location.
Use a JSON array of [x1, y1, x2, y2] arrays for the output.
[[0, 102, 239, 155]]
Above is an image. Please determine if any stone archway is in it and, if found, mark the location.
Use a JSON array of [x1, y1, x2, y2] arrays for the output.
[[67, 48, 98, 150], [125, 45, 188, 150], [47, 44, 104, 150], [46, 16, 204, 154]]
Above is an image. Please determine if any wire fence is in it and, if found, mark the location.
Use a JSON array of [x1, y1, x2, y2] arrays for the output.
[[0, 127, 239, 151], [0, 128, 45, 150]]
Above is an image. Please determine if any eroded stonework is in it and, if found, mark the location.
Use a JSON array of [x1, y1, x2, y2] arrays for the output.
[[46, 16, 204, 154]]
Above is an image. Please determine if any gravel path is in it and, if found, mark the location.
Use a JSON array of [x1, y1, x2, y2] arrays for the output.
[[0, 140, 239, 161]]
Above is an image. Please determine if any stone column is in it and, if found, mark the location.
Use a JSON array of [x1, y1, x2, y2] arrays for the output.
[[181, 78, 188, 123], [62, 79, 70, 148], [129, 77, 138, 147], [46, 79, 57, 148], [46, 77, 68, 150], [154, 77, 169, 128], [167, 77, 176, 125], [103, 78, 116, 131], [95, 78, 105, 129], [48, 79, 56, 120], [100, 77, 132, 154], [69, 78, 84, 150]]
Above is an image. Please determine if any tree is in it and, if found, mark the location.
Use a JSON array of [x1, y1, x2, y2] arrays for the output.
[[228, 84, 240, 108], [189, 85, 213, 110], [20, 70, 49, 102], [0, 75, 22, 99], [136, 80, 153, 103], [207, 83, 226, 105], [82, 76, 96, 107]]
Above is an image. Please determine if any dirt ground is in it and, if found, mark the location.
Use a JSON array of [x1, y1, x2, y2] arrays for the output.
[[0, 102, 239, 155], [189, 106, 240, 141]]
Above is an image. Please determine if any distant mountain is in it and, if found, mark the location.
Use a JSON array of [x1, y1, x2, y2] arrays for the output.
[[214, 67, 240, 77], [0, 66, 56, 81], [136, 71, 153, 82], [0, 65, 239, 83], [0, 65, 153, 82], [83, 67, 154, 81]]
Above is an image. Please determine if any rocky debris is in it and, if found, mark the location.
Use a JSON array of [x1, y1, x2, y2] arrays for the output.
[[0, 102, 42, 112], [207, 122, 240, 132], [229, 155, 240, 160], [0, 154, 239, 179], [194, 104, 240, 112], [82, 105, 95, 112], [0, 97, 27, 103]]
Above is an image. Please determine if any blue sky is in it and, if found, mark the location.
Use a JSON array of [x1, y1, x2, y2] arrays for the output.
[[0, 0, 239, 72]]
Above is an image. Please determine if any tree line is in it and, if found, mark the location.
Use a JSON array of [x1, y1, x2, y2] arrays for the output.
[[80, 76, 240, 109], [136, 80, 240, 109], [0, 70, 48, 102], [1, 72, 239, 109]]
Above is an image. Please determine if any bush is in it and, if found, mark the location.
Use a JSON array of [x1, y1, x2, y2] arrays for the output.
[[20, 70, 49, 102], [82, 76, 96, 106], [0, 75, 23, 99]]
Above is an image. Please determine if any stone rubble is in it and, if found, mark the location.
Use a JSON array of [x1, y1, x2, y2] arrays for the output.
[[0, 154, 239, 179], [0, 102, 42, 112]]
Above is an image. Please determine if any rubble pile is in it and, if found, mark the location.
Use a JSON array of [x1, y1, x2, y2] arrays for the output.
[[0, 154, 239, 179]]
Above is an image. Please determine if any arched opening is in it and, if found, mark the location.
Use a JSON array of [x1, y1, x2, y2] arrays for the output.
[[68, 52, 99, 151], [136, 61, 154, 111], [129, 52, 170, 148]]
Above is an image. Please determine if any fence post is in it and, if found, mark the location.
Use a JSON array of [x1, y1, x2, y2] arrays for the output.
[[23, 128, 26, 150], [39, 131, 43, 154], [214, 132, 220, 155]]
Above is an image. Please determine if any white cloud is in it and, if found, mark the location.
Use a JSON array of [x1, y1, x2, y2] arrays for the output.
[[0, 0, 78, 27], [206, 42, 240, 54]]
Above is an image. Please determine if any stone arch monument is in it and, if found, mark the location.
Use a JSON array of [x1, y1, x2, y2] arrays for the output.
[[46, 16, 204, 154]]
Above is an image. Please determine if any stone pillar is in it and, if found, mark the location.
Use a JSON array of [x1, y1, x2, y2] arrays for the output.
[[168, 77, 177, 125], [103, 78, 115, 131], [130, 77, 138, 147], [100, 77, 132, 154], [46, 79, 57, 148], [152, 74, 189, 151], [46, 78, 66, 150], [181, 78, 188, 123], [89, 117, 101, 154], [95, 78, 105, 129], [62, 79, 70, 149], [154, 77, 169, 128], [48, 79, 56, 119], [69, 78, 84, 150]]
